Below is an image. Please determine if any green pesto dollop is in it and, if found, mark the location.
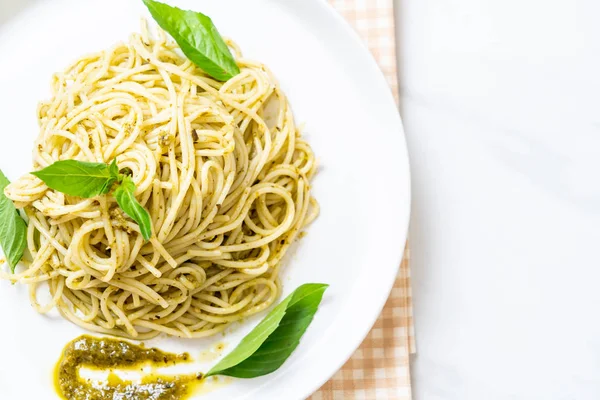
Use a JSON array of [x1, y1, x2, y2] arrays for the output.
[[55, 335, 202, 400]]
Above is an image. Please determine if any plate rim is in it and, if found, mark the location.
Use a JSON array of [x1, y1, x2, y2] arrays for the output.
[[295, 1, 411, 396]]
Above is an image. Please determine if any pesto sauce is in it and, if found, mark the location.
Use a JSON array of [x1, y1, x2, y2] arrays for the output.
[[55, 335, 202, 400]]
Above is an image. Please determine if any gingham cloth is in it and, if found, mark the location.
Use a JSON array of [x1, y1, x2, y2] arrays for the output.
[[311, 1, 414, 399]]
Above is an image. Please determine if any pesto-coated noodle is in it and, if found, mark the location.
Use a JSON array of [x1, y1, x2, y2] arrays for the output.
[[2, 24, 318, 339]]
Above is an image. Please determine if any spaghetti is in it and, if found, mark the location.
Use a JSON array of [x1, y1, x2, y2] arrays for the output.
[[2, 24, 318, 339]]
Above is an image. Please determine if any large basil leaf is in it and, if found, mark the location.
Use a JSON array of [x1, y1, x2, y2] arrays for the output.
[[0, 170, 27, 272], [143, 0, 240, 81], [206, 283, 328, 378]]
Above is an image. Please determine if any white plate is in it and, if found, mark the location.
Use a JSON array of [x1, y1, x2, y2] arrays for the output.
[[0, 0, 410, 398]]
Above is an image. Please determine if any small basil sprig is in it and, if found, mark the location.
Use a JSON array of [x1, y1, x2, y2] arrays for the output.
[[206, 283, 328, 378], [114, 176, 152, 241], [33, 160, 152, 240], [142, 0, 240, 81], [32, 160, 118, 198], [0, 170, 27, 272]]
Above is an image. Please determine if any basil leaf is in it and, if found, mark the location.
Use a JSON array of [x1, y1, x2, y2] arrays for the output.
[[114, 175, 152, 240], [31, 160, 116, 198], [206, 283, 328, 378], [109, 159, 119, 180], [143, 0, 240, 81], [0, 170, 27, 272]]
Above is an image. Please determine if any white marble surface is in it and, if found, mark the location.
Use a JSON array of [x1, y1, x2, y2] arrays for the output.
[[394, 0, 600, 399]]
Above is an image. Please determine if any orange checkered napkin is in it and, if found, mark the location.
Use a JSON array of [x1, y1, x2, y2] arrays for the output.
[[311, 1, 414, 399]]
